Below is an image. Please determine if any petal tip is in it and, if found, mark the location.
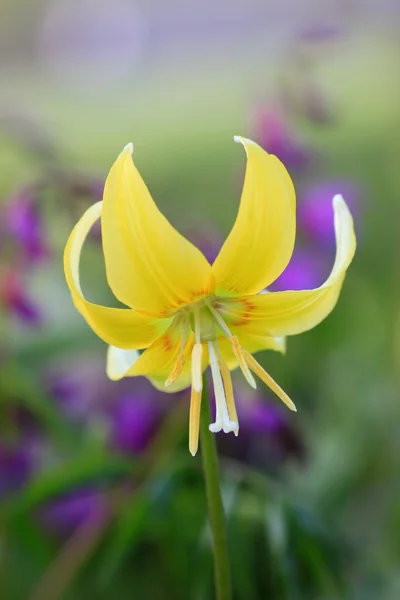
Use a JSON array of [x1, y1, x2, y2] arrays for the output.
[[122, 142, 134, 155], [233, 135, 254, 147], [332, 194, 345, 209]]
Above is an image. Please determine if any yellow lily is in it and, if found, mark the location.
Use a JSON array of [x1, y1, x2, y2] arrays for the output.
[[64, 137, 356, 456]]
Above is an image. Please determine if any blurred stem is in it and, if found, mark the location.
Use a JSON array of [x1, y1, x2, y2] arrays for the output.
[[200, 378, 232, 600]]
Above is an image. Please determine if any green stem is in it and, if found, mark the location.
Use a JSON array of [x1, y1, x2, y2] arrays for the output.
[[200, 377, 232, 600]]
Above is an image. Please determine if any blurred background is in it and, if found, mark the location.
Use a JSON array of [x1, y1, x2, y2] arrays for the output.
[[0, 0, 400, 598]]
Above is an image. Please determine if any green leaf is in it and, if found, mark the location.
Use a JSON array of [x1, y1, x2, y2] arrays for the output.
[[96, 490, 150, 588]]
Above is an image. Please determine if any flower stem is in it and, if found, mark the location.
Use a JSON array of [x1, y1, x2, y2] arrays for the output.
[[200, 377, 232, 600]]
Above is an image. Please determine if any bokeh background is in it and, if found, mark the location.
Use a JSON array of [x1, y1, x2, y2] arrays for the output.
[[1, 1, 400, 598]]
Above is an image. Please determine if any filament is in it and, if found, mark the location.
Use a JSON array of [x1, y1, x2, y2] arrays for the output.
[[243, 350, 297, 412]]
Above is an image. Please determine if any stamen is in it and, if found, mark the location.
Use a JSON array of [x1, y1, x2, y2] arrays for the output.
[[208, 304, 233, 338], [208, 341, 238, 434], [230, 336, 257, 389], [189, 387, 202, 456], [208, 304, 256, 390], [243, 350, 297, 412], [191, 342, 203, 393]]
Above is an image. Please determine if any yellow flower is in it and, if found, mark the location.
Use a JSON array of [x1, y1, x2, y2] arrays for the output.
[[64, 137, 356, 456]]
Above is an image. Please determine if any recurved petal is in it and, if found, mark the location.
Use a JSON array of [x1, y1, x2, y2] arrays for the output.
[[212, 136, 296, 296], [220, 195, 356, 337], [101, 144, 215, 317], [64, 201, 168, 349]]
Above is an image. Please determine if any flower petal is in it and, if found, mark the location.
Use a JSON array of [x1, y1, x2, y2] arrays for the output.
[[125, 319, 191, 378], [106, 346, 140, 381], [101, 144, 215, 317], [64, 201, 168, 349], [220, 195, 356, 337], [125, 318, 210, 393], [212, 136, 296, 296]]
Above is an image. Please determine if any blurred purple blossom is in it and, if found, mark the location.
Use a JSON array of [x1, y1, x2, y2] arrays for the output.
[[209, 385, 305, 471], [215, 385, 304, 469], [240, 397, 304, 463], [48, 369, 94, 419], [254, 107, 309, 169], [0, 270, 41, 326], [270, 249, 326, 292], [109, 393, 162, 454], [42, 488, 108, 535], [4, 189, 48, 264], [0, 442, 32, 495], [299, 181, 359, 246], [48, 361, 165, 453]]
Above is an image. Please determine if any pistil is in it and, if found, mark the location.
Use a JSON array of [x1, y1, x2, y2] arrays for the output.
[[208, 341, 238, 434]]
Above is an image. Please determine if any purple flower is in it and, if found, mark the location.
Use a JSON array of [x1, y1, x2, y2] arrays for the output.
[[47, 372, 87, 420], [216, 386, 305, 469], [5, 189, 48, 263], [0, 442, 32, 495], [270, 249, 326, 292], [299, 181, 359, 246], [254, 107, 309, 170], [109, 392, 162, 454], [42, 488, 108, 535], [0, 270, 41, 326], [48, 363, 165, 452]]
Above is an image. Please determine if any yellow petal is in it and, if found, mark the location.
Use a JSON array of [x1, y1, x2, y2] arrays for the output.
[[64, 201, 168, 348], [212, 136, 296, 296], [220, 195, 356, 337], [125, 319, 191, 378], [101, 144, 215, 317], [106, 346, 140, 381], [128, 323, 209, 393]]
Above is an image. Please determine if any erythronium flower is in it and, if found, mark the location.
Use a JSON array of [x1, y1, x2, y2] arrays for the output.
[[64, 137, 356, 456]]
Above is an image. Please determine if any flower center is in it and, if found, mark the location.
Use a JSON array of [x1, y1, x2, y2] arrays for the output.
[[164, 297, 296, 456], [165, 298, 260, 453]]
